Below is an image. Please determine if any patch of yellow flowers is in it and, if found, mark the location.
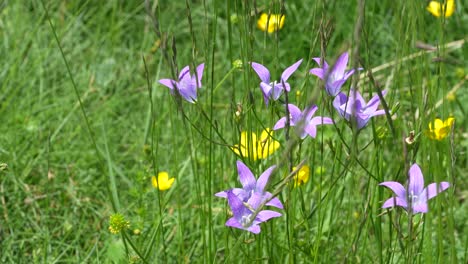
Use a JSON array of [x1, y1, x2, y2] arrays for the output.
[[257, 13, 285, 33], [427, 0, 455, 17], [232, 129, 280, 161], [428, 117, 455, 141]]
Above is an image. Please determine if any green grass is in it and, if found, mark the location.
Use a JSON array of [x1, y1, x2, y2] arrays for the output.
[[0, 0, 466, 263]]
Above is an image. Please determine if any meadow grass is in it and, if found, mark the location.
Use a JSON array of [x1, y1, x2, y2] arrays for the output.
[[0, 0, 466, 263]]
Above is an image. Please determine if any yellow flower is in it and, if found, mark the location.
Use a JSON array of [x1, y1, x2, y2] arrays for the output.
[[428, 117, 455, 140], [152, 171, 175, 191], [292, 165, 310, 187], [232, 129, 280, 161], [427, 0, 455, 17], [257, 13, 285, 33]]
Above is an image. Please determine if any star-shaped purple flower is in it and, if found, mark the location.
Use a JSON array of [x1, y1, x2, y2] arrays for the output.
[[158, 63, 205, 103], [215, 161, 283, 210], [379, 164, 450, 214], [273, 104, 333, 139], [224, 190, 282, 234], [309, 52, 360, 97], [251, 59, 303, 106], [333, 89, 387, 130]]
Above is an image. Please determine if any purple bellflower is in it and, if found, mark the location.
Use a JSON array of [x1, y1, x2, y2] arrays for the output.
[[309, 52, 360, 97], [273, 104, 333, 139], [215, 161, 283, 210], [379, 164, 450, 214], [158, 63, 205, 103], [333, 89, 387, 130], [224, 190, 282, 234], [251, 59, 303, 106]]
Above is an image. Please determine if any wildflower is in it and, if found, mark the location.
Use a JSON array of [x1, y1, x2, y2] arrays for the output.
[[309, 52, 361, 97], [273, 104, 333, 139], [152, 171, 175, 191], [427, 0, 455, 18], [257, 13, 285, 33], [215, 161, 283, 233], [251, 59, 303, 106], [232, 129, 280, 161], [333, 90, 387, 130], [380, 164, 450, 214], [292, 165, 310, 187], [428, 117, 455, 141], [109, 213, 130, 234], [158, 63, 205, 103], [224, 190, 282, 234], [215, 161, 283, 210]]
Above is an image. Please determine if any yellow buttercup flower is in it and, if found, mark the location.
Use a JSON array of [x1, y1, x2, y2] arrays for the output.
[[428, 117, 455, 140], [427, 0, 455, 18], [152, 171, 175, 191], [292, 165, 310, 187], [257, 13, 285, 33], [232, 129, 280, 161]]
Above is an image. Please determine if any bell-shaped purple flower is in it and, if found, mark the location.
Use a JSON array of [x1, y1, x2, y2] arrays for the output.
[[215, 161, 283, 210], [333, 89, 387, 130], [251, 59, 303, 106], [379, 164, 450, 214], [158, 63, 205, 103], [309, 52, 360, 96], [273, 104, 333, 139], [224, 190, 282, 234], [215, 161, 283, 234]]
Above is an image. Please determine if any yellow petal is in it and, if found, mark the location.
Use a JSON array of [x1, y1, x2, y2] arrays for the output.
[[152, 172, 175, 191], [257, 129, 280, 159], [293, 165, 310, 187], [257, 13, 285, 33], [427, 1, 442, 17], [444, 117, 455, 127]]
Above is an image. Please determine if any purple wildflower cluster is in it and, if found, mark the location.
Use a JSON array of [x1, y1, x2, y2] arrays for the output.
[[158, 52, 451, 234]]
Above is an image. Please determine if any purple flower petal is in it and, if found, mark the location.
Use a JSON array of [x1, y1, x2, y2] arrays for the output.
[[310, 116, 333, 126], [304, 124, 317, 138], [273, 117, 287, 130], [272, 83, 284, 100], [225, 217, 242, 229], [256, 165, 276, 193], [382, 196, 408, 209], [303, 105, 318, 122], [312, 57, 329, 70], [158, 79, 176, 90], [236, 161, 256, 190], [424, 182, 450, 201], [264, 193, 284, 209], [256, 210, 282, 222], [366, 90, 387, 110], [412, 203, 428, 214], [178, 81, 197, 103], [379, 181, 406, 199], [309, 68, 325, 79], [260, 82, 273, 105], [251, 62, 270, 83], [178, 66, 190, 80], [246, 224, 261, 234], [343, 69, 356, 80], [326, 79, 347, 96], [195, 63, 205, 88], [281, 59, 303, 82], [331, 52, 349, 76], [408, 164, 425, 196], [288, 104, 303, 123]]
